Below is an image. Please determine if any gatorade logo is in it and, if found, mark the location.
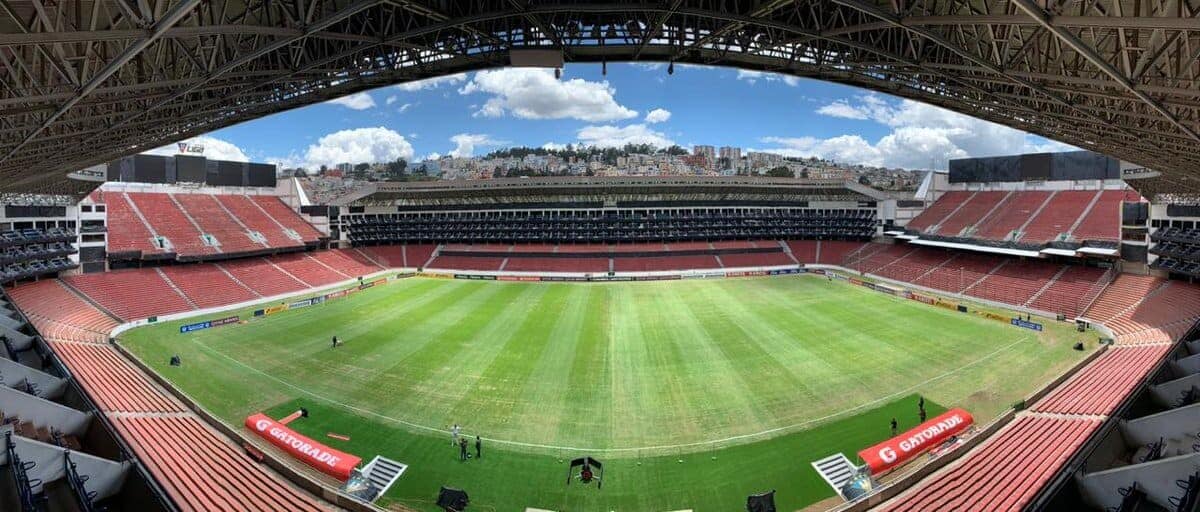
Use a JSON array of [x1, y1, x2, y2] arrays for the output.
[[255, 419, 271, 431], [879, 446, 897, 464]]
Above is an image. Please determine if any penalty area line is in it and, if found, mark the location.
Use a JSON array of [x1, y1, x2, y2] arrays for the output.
[[189, 335, 1028, 454]]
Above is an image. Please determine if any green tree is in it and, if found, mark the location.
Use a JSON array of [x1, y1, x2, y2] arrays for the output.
[[765, 166, 793, 178]]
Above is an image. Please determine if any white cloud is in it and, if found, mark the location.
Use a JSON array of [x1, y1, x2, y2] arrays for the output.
[[736, 70, 800, 86], [576, 124, 674, 148], [757, 95, 1079, 169], [449, 133, 503, 158], [644, 108, 672, 124], [326, 92, 376, 110], [144, 136, 249, 162], [302, 127, 413, 167], [459, 68, 638, 122], [386, 95, 398, 105], [393, 73, 467, 91]]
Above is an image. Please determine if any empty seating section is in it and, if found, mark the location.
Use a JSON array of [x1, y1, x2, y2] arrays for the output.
[[967, 259, 1060, 307], [348, 209, 875, 244], [58, 251, 380, 321], [1070, 190, 1127, 241], [504, 257, 610, 273], [914, 253, 1002, 294], [159, 265, 258, 309], [1032, 344, 1172, 415], [103, 192, 324, 261], [219, 259, 307, 298], [405, 244, 438, 267], [710, 240, 760, 250], [427, 255, 505, 271], [666, 241, 714, 251], [214, 195, 306, 250], [1105, 281, 1200, 339], [1028, 266, 1108, 318], [251, 196, 324, 242], [173, 194, 261, 254], [358, 246, 405, 267], [111, 416, 325, 512], [127, 193, 214, 256], [64, 270, 192, 320], [884, 416, 1102, 512], [5, 281, 118, 343], [1085, 275, 1166, 323], [849, 245, 914, 274], [719, 252, 795, 268], [104, 193, 166, 256], [818, 241, 867, 265], [1020, 190, 1096, 242], [49, 341, 185, 413], [5, 278, 117, 342], [906, 191, 971, 232], [308, 249, 381, 277], [974, 191, 1050, 240], [934, 191, 1008, 236], [269, 253, 346, 287], [876, 249, 954, 283], [613, 255, 721, 272], [785, 241, 819, 263], [612, 243, 668, 253]]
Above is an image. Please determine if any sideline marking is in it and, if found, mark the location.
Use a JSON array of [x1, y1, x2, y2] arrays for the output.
[[190, 336, 1028, 453]]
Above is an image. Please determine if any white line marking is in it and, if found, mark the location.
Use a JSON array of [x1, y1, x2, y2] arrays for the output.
[[189, 335, 1029, 454]]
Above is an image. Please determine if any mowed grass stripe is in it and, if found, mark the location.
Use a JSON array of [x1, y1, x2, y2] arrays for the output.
[[373, 283, 538, 421], [556, 285, 614, 446], [446, 284, 562, 431]]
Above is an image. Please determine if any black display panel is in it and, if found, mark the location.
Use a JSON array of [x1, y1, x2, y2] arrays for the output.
[[176, 155, 207, 183], [206, 160, 245, 186], [247, 163, 277, 187], [132, 154, 169, 183], [1019, 153, 1052, 180]]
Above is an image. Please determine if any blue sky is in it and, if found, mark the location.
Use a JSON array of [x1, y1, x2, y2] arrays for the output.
[[149, 63, 1074, 170]]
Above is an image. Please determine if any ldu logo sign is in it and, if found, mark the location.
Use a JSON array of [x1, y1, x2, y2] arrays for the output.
[[176, 143, 205, 154]]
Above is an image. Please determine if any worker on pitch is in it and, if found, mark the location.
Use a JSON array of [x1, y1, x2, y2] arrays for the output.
[[459, 437, 469, 461], [331, 335, 340, 348]]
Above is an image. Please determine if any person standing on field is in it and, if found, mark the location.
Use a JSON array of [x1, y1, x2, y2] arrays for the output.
[[451, 424, 460, 446], [475, 436, 482, 459], [890, 418, 898, 436], [459, 437, 469, 461]]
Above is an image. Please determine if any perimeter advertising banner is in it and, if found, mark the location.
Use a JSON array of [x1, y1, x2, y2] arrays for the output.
[[245, 413, 361, 481], [857, 408, 973, 474]]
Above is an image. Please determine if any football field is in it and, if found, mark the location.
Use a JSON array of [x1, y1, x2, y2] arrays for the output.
[[121, 275, 1091, 511]]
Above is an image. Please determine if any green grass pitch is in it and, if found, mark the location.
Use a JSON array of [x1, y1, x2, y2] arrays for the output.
[[121, 275, 1091, 511]]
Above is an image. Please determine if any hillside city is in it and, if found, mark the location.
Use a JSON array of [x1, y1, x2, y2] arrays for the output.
[[290, 143, 921, 203]]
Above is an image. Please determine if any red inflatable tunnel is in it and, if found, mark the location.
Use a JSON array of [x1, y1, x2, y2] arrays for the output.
[[857, 408, 973, 474], [245, 413, 361, 481]]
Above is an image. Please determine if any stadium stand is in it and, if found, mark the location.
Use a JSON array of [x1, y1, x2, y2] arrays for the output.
[[1027, 266, 1110, 319], [1031, 344, 1174, 415], [97, 191, 325, 262], [100, 191, 169, 257], [5, 280, 117, 343], [1020, 190, 1097, 243], [933, 191, 1008, 237], [905, 191, 972, 232], [613, 255, 722, 272], [218, 258, 308, 298], [0, 227, 78, 284], [127, 192, 216, 257], [785, 240, 819, 264], [159, 264, 260, 309], [213, 194, 309, 250], [55, 250, 381, 321], [967, 259, 1062, 307], [817, 241, 868, 265], [174, 193, 264, 254], [251, 195, 325, 242], [882, 415, 1103, 512], [64, 269, 194, 320], [1070, 190, 1134, 242], [973, 191, 1052, 240], [267, 253, 348, 287], [503, 257, 611, 273], [427, 255, 507, 271], [719, 252, 796, 268]]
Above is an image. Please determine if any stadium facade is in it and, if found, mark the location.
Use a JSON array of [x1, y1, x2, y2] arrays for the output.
[[0, 148, 1197, 511]]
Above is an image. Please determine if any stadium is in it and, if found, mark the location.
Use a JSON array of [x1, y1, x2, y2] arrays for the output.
[[2, 1, 1200, 512]]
